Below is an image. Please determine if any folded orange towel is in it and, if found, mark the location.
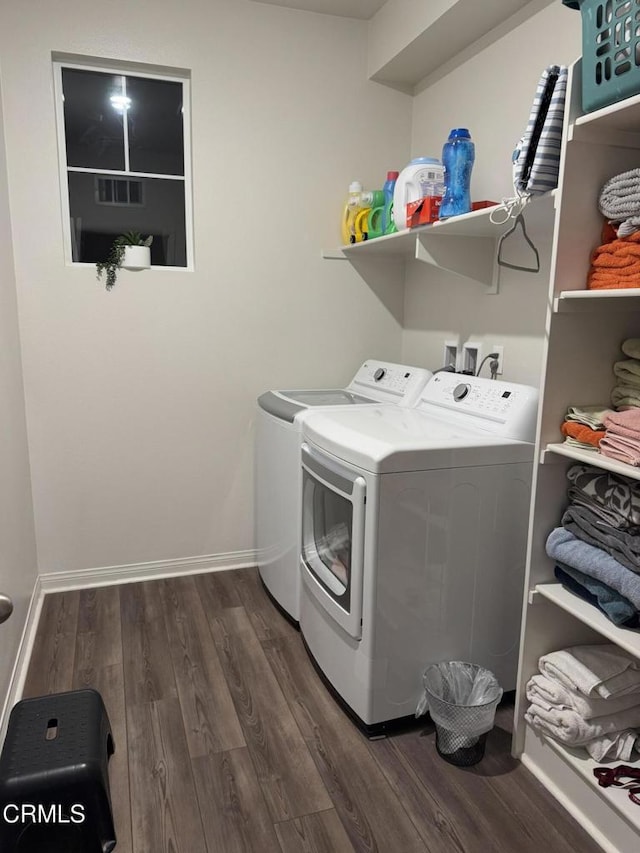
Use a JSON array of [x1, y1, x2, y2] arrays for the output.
[[587, 230, 640, 290], [561, 421, 605, 447]]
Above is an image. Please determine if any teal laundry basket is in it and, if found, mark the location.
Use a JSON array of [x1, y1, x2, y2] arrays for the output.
[[563, 0, 640, 112]]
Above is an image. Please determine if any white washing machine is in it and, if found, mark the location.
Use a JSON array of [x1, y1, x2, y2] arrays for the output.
[[255, 361, 432, 624], [298, 373, 539, 735]]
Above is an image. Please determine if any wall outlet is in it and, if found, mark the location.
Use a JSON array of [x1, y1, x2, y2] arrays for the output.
[[462, 341, 482, 375], [491, 345, 504, 376], [443, 340, 459, 371]]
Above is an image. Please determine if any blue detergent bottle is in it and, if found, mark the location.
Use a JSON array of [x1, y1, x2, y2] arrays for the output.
[[440, 128, 475, 219], [381, 170, 399, 234]]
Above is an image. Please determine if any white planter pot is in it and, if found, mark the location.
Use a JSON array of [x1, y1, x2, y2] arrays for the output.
[[122, 245, 151, 271]]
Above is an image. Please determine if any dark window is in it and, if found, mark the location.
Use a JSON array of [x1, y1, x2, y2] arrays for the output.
[[56, 62, 191, 267]]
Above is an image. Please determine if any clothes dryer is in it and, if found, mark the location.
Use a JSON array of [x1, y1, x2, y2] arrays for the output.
[[255, 361, 432, 624], [298, 373, 538, 735]]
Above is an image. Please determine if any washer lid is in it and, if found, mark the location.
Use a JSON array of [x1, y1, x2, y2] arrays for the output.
[[258, 361, 433, 422], [258, 389, 376, 423], [301, 406, 534, 473]]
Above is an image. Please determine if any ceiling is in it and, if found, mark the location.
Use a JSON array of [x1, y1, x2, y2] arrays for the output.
[[249, 0, 387, 20]]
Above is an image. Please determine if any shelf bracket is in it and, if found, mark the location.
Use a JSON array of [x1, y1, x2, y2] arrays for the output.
[[415, 233, 499, 294], [528, 588, 542, 605]]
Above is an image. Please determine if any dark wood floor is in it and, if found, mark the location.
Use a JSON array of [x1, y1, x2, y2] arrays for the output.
[[22, 568, 602, 853]]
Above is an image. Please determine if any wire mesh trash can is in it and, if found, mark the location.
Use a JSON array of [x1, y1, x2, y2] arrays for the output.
[[418, 662, 503, 766]]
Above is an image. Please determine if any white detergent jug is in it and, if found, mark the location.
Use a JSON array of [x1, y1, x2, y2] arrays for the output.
[[393, 157, 445, 230]]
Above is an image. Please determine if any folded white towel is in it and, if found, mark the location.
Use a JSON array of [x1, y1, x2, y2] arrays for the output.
[[526, 709, 638, 761], [622, 339, 640, 360], [527, 674, 640, 719], [525, 699, 640, 744], [614, 359, 640, 389], [565, 405, 612, 429], [584, 729, 639, 761], [563, 436, 599, 451], [539, 644, 640, 699]]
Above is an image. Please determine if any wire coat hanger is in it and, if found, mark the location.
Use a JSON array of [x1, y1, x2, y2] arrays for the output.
[[496, 212, 540, 273]]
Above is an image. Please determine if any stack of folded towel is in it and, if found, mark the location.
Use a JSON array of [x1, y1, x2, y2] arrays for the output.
[[562, 341, 640, 462], [587, 171, 640, 291], [587, 168, 640, 289], [601, 409, 640, 466], [525, 643, 640, 761], [547, 463, 640, 628], [599, 169, 640, 238], [560, 405, 609, 450], [587, 229, 640, 290], [610, 338, 640, 411]]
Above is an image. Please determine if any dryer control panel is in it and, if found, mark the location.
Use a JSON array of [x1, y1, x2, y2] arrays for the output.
[[418, 373, 539, 442], [348, 361, 432, 408]]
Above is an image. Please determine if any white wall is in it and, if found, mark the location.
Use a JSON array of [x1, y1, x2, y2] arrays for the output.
[[0, 66, 38, 706], [401, 2, 582, 385], [0, 0, 412, 574]]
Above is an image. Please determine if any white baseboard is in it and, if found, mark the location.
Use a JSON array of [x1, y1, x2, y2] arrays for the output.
[[0, 550, 257, 739], [0, 576, 44, 744], [38, 549, 259, 593]]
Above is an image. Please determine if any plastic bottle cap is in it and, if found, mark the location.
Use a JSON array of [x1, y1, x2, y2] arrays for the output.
[[408, 156, 441, 165], [386, 171, 399, 180], [449, 128, 471, 139], [349, 181, 363, 192]]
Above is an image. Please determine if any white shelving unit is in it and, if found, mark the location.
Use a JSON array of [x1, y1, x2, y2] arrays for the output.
[[513, 59, 640, 853], [541, 442, 640, 481], [368, 0, 552, 93], [323, 192, 556, 294], [554, 289, 640, 313]]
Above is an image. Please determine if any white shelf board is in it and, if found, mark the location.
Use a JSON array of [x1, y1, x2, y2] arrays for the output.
[[368, 0, 551, 93], [535, 583, 640, 658], [336, 227, 418, 257], [542, 442, 640, 481], [523, 724, 640, 841], [572, 88, 640, 141], [554, 289, 640, 313], [323, 193, 556, 258]]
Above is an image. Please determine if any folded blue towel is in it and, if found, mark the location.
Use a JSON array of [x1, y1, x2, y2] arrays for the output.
[[554, 563, 639, 627], [546, 527, 640, 610], [562, 505, 640, 573]]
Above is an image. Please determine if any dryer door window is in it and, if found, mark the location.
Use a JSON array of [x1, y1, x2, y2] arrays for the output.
[[300, 443, 365, 640], [302, 469, 353, 610]]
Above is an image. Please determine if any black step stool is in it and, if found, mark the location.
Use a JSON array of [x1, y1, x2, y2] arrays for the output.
[[0, 688, 116, 852]]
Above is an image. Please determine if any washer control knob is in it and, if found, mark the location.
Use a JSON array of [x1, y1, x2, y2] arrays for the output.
[[373, 368, 386, 381], [453, 383, 470, 401]]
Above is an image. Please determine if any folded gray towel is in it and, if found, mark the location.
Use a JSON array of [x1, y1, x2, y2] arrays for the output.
[[567, 464, 640, 528], [599, 169, 640, 235], [561, 505, 640, 572], [611, 385, 640, 409], [546, 527, 640, 609], [614, 360, 640, 389], [622, 339, 640, 360], [567, 486, 637, 530]]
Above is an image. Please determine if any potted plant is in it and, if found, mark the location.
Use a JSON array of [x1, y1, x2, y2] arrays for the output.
[[95, 231, 153, 291]]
